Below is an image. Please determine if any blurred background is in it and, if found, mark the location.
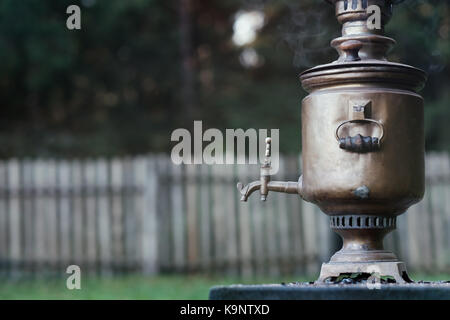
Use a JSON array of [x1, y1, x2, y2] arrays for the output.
[[0, 0, 449, 299]]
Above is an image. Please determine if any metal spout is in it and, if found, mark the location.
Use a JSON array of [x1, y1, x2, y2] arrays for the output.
[[237, 137, 304, 202], [237, 180, 262, 202], [237, 179, 302, 202]]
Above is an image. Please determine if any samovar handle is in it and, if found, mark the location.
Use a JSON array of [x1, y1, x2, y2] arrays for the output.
[[335, 119, 385, 153]]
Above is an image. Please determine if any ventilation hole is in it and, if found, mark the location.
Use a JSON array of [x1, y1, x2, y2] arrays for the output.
[[352, 0, 358, 10], [365, 217, 369, 227], [344, 0, 348, 10], [337, 217, 340, 227], [362, 0, 368, 9], [349, 217, 353, 227], [357, 217, 361, 227]]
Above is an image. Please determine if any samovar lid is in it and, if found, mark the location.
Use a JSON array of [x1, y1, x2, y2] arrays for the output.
[[300, 61, 426, 93]]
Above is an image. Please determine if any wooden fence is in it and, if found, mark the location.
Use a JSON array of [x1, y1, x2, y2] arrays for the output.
[[0, 153, 449, 278]]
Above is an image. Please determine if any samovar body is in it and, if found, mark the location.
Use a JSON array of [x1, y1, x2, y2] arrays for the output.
[[300, 79, 425, 216]]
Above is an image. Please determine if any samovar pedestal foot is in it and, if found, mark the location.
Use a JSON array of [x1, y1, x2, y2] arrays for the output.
[[316, 261, 413, 284], [316, 214, 414, 284]]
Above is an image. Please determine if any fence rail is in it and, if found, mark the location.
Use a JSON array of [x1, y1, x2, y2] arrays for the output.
[[0, 153, 449, 278]]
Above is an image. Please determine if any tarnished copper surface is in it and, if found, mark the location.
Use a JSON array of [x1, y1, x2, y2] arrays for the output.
[[237, 0, 425, 283]]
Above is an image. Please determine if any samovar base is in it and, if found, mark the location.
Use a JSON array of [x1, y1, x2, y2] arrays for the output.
[[317, 214, 413, 284], [317, 261, 412, 284]]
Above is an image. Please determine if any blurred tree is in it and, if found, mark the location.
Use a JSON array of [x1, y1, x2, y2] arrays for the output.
[[0, 0, 184, 156], [0, 0, 447, 157], [388, 0, 450, 151]]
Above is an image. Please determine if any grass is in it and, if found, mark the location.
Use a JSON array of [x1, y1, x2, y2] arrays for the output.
[[0, 274, 308, 300], [0, 273, 448, 300]]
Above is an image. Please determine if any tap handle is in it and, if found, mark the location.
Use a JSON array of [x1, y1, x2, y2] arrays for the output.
[[260, 137, 272, 201], [236, 137, 273, 202], [264, 137, 272, 164]]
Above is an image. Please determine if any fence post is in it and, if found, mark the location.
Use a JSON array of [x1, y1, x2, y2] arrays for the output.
[[236, 163, 253, 279], [7, 159, 20, 275], [141, 155, 159, 275], [171, 161, 185, 272], [96, 158, 112, 274], [185, 164, 199, 272], [199, 164, 212, 273], [58, 160, 72, 272]]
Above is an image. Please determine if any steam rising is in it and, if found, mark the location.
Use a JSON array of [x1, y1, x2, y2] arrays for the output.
[[278, 1, 336, 68]]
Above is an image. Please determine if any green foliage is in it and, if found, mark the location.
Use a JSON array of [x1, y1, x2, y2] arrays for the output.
[[388, 0, 450, 151], [0, 0, 448, 156]]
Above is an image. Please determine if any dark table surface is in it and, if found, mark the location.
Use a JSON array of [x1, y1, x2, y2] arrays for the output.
[[209, 283, 450, 300]]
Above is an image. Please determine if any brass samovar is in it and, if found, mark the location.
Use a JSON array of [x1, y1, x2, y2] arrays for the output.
[[237, 0, 426, 283]]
